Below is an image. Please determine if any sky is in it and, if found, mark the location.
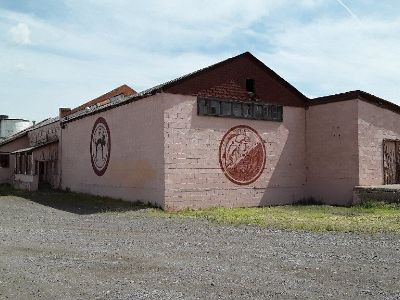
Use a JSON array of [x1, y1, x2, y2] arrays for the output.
[[0, 0, 399, 122]]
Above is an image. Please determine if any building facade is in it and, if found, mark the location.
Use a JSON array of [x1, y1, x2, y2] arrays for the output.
[[1, 52, 400, 210]]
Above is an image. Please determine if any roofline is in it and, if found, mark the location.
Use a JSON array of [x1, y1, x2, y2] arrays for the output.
[[68, 84, 137, 115], [244, 52, 308, 101], [62, 51, 309, 124], [0, 118, 31, 122], [0, 130, 28, 147], [0, 117, 59, 147], [142, 51, 308, 101], [61, 92, 152, 125], [10, 139, 59, 154], [308, 90, 400, 115]]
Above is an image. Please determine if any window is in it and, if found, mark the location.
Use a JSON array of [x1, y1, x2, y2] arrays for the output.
[[254, 105, 263, 119], [276, 106, 283, 121], [197, 97, 283, 122], [246, 79, 255, 92], [209, 100, 220, 115], [198, 99, 208, 115], [0, 154, 9, 168], [271, 105, 277, 120], [221, 102, 232, 116], [242, 103, 252, 118], [232, 102, 242, 117]]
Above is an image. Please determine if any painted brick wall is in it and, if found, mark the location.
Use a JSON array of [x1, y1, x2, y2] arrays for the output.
[[61, 94, 165, 207], [358, 100, 400, 186], [163, 94, 306, 210], [306, 100, 359, 205]]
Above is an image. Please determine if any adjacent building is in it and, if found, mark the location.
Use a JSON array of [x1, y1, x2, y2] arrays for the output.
[[1, 52, 400, 210], [0, 85, 136, 190], [0, 115, 32, 141]]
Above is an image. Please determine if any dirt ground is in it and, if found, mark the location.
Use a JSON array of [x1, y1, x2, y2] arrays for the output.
[[0, 195, 399, 300]]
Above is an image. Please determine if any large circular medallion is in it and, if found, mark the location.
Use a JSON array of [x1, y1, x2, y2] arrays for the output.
[[219, 125, 266, 185], [90, 117, 111, 176]]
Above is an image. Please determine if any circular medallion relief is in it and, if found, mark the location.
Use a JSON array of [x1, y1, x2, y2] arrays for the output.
[[219, 125, 266, 185], [90, 117, 111, 176]]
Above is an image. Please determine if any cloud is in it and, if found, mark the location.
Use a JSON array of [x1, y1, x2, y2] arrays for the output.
[[9, 22, 31, 44], [15, 63, 28, 72], [258, 16, 400, 101], [0, 1, 400, 121], [335, 0, 359, 21]]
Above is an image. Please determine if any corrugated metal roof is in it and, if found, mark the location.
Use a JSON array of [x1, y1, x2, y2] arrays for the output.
[[0, 117, 59, 147]]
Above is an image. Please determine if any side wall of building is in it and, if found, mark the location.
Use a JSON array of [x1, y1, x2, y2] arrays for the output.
[[28, 121, 61, 188], [61, 94, 165, 207], [0, 135, 29, 183], [358, 100, 400, 186], [306, 100, 359, 205], [163, 94, 306, 210]]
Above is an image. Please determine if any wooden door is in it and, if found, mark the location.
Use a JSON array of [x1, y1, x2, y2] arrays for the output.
[[383, 140, 399, 184]]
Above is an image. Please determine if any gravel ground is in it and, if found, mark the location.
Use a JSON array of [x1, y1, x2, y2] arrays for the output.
[[0, 195, 399, 300]]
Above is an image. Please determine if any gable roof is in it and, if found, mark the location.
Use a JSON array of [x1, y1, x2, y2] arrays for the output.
[[309, 90, 400, 115], [142, 51, 307, 106], [62, 52, 309, 124]]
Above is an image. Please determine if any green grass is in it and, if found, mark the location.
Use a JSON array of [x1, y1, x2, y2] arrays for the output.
[[2, 183, 400, 233], [159, 201, 400, 234]]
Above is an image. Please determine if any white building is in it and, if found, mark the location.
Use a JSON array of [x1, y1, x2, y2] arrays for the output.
[[0, 115, 33, 141]]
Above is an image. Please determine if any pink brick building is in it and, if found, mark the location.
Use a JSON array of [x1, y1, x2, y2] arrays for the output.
[[1, 52, 400, 209]]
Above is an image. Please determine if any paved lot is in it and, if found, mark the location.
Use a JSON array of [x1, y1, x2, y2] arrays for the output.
[[0, 195, 399, 299]]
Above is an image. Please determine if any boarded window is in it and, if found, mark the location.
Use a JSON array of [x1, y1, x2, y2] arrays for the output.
[[198, 99, 208, 115], [254, 105, 263, 119], [208, 100, 220, 115], [221, 102, 232, 116], [197, 97, 283, 122], [0, 154, 9, 168], [232, 102, 242, 117], [242, 103, 252, 118]]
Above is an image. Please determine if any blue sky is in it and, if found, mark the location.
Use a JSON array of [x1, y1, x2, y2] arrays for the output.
[[1, 0, 399, 122]]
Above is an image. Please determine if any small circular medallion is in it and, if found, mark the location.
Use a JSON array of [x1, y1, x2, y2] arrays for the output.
[[219, 125, 266, 185], [90, 117, 111, 176]]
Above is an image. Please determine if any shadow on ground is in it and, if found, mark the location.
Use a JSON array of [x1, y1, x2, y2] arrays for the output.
[[0, 184, 153, 215]]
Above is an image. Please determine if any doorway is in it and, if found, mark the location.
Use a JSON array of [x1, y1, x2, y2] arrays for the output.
[[37, 161, 50, 189], [383, 140, 400, 184]]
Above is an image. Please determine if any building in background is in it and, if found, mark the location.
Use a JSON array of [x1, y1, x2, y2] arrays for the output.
[[0, 84, 136, 190], [0, 115, 33, 141]]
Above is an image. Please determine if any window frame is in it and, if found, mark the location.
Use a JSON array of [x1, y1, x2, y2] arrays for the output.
[[197, 97, 283, 122]]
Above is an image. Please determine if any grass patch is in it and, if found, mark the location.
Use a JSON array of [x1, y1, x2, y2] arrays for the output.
[[0, 184, 153, 214], [2, 183, 399, 233], [161, 202, 400, 234]]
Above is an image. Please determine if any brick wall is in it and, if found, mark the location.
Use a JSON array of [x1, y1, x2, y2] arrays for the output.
[[163, 94, 306, 210], [306, 100, 359, 205], [358, 100, 400, 185], [61, 94, 165, 207]]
